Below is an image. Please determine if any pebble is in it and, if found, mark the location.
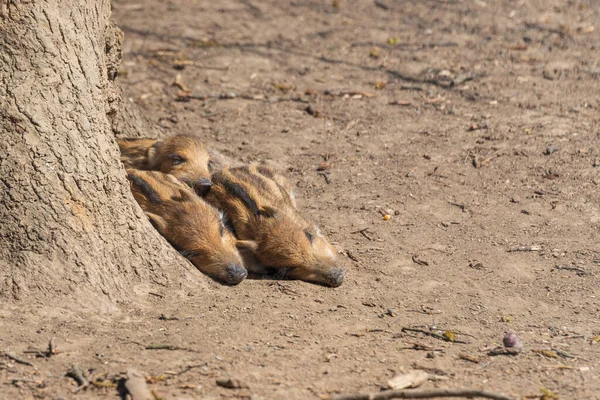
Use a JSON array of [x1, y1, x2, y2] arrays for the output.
[[503, 332, 523, 349]]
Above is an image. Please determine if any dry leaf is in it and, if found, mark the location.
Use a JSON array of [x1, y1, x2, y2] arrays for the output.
[[443, 331, 456, 342], [125, 368, 154, 400], [173, 74, 190, 92], [534, 349, 558, 358], [458, 353, 480, 363], [274, 83, 295, 92], [540, 387, 559, 399], [387, 370, 429, 390]]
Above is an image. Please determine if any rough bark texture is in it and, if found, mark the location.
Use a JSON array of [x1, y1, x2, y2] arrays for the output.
[[0, 0, 203, 305]]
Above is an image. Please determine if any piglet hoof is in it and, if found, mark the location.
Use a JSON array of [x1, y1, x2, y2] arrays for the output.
[[224, 262, 248, 285], [326, 268, 345, 287]]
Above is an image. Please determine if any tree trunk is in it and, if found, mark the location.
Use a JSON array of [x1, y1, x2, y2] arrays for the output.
[[0, 0, 203, 304]]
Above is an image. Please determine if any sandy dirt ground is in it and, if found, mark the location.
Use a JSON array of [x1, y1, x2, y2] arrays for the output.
[[2, 0, 600, 399]]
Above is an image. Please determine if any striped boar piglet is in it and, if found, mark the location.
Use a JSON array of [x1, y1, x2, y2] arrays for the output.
[[206, 164, 345, 287], [118, 135, 212, 196], [126, 169, 248, 285]]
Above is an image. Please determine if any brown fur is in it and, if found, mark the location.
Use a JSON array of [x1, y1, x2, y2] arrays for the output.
[[118, 135, 212, 196], [126, 169, 248, 285], [205, 164, 345, 287]]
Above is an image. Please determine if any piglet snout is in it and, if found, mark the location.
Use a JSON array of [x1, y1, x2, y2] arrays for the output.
[[326, 267, 345, 287], [224, 262, 248, 285], [194, 177, 213, 196]]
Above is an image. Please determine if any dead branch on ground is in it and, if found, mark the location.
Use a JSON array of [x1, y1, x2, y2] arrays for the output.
[[331, 388, 514, 400]]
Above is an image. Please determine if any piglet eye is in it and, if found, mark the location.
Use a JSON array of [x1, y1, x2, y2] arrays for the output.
[[304, 230, 314, 243], [170, 155, 185, 166]]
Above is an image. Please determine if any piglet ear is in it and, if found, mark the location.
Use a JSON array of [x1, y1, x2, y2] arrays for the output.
[[235, 240, 263, 273], [146, 141, 162, 166], [145, 212, 167, 233], [259, 206, 278, 218], [173, 187, 194, 202]]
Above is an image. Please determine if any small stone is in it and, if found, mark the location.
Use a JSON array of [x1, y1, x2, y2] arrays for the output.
[[544, 146, 559, 155], [317, 162, 331, 172], [503, 332, 523, 349], [216, 377, 248, 389], [468, 261, 484, 270]]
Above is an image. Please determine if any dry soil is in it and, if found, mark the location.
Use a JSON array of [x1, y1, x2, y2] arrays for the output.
[[2, 1, 600, 399]]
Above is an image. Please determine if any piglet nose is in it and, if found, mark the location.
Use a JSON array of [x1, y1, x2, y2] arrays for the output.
[[326, 268, 345, 287], [194, 178, 213, 197], [199, 177, 212, 187], [224, 262, 247, 285]]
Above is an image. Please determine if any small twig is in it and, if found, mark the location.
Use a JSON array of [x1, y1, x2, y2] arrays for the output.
[[374, 0, 389, 10], [23, 338, 58, 358], [553, 349, 576, 359], [554, 265, 586, 276], [487, 347, 521, 356], [507, 245, 541, 253], [163, 363, 207, 377], [430, 328, 478, 340], [48, 337, 56, 356], [23, 349, 46, 356], [448, 201, 466, 212], [145, 344, 199, 353], [401, 328, 469, 344], [2, 351, 33, 367], [66, 364, 89, 392], [86, 369, 97, 383], [351, 228, 373, 241], [158, 314, 179, 321], [346, 251, 359, 262], [411, 254, 429, 266], [397, 341, 444, 352], [331, 388, 515, 400], [458, 353, 480, 363], [318, 171, 331, 184]]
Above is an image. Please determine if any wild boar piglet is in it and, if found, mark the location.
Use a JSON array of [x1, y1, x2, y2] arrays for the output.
[[126, 169, 247, 285], [118, 135, 212, 196], [206, 164, 345, 287]]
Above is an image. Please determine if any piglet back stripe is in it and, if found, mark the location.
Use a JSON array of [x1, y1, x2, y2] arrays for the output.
[[222, 179, 261, 215], [234, 166, 272, 193], [127, 173, 162, 204]]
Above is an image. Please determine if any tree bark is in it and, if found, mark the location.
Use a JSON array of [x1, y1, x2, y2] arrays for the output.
[[0, 0, 203, 304]]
